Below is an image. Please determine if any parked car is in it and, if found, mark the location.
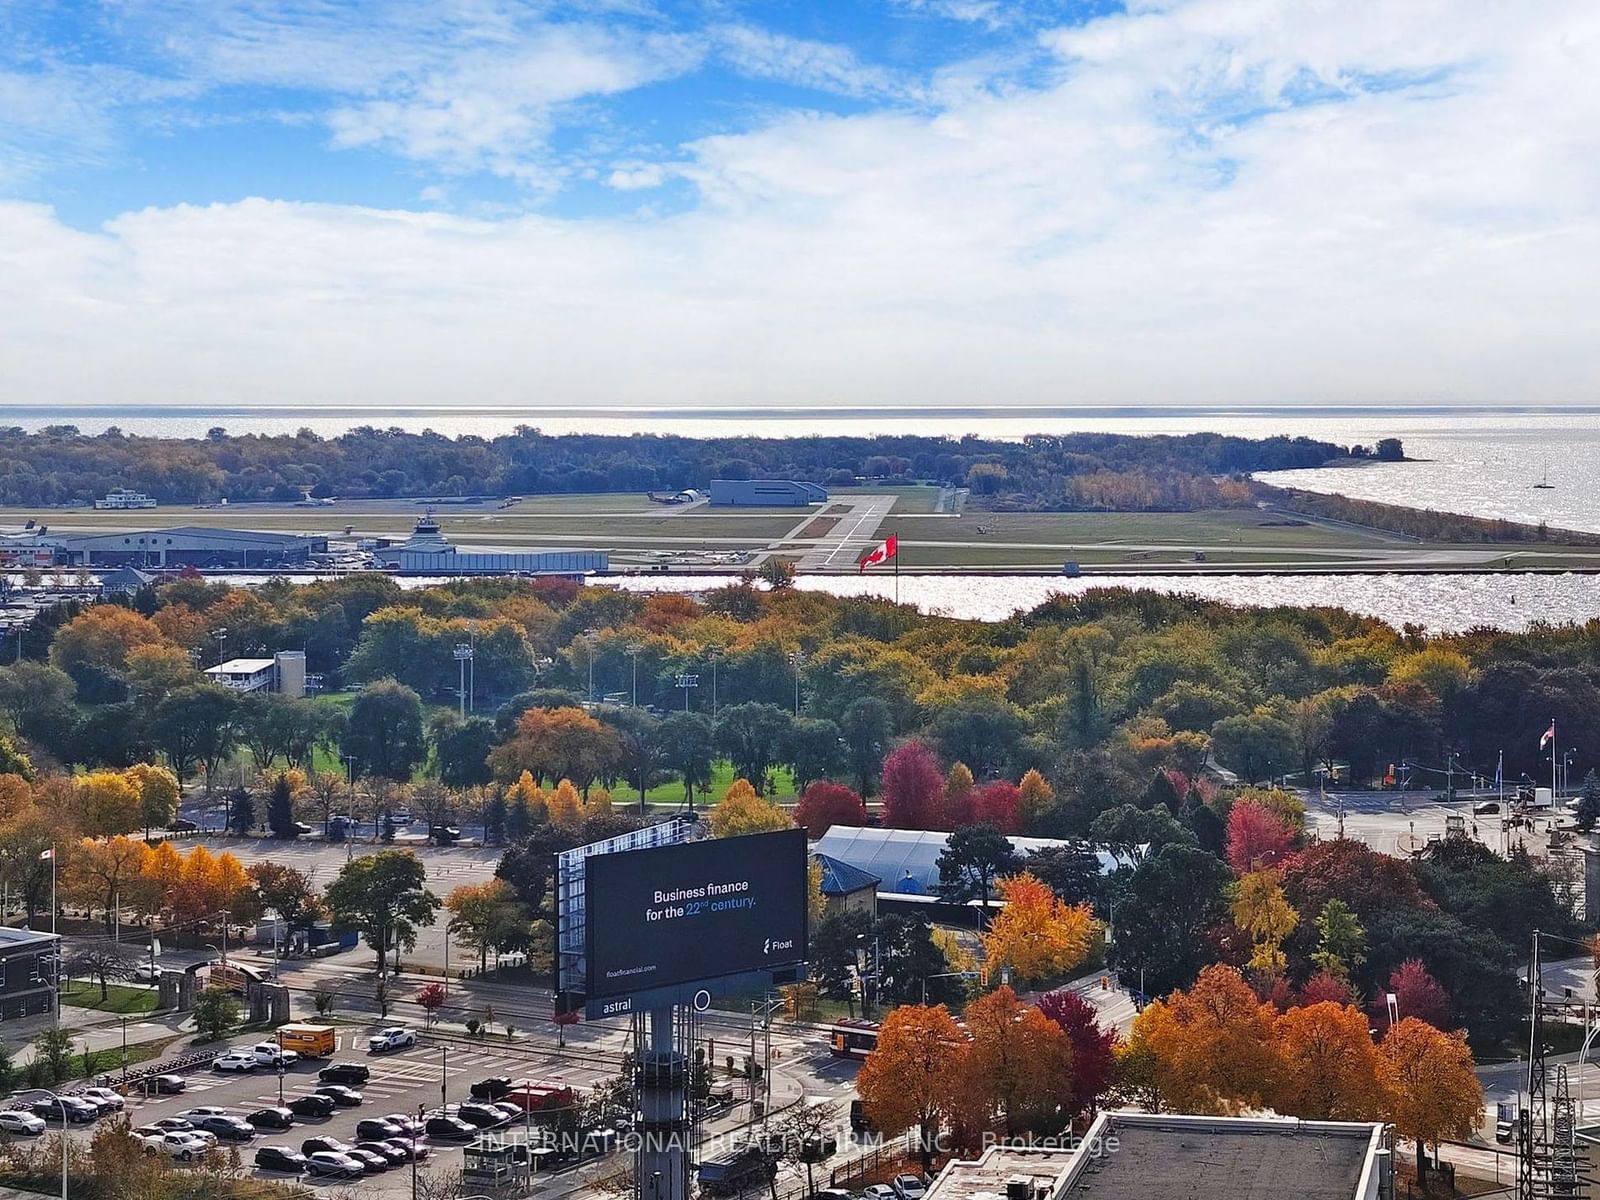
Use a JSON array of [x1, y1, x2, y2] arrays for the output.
[[383, 1113, 423, 1137], [212, 1052, 258, 1073], [383, 1138, 430, 1162], [145, 1074, 186, 1095], [287, 1094, 337, 1119], [862, 1186, 897, 1200], [469, 1076, 513, 1101], [33, 1097, 97, 1124], [136, 1129, 210, 1161], [892, 1174, 927, 1200], [356, 1140, 408, 1167], [254, 1145, 307, 1173], [300, 1136, 353, 1157], [253, 1043, 300, 1068], [195, 1114, 255, 1142], [247, 1107, 295, 1130], [168, 818, 198, 833], [306, 1150, 364, 1179], [424, 1115, 477, 1141], [318, 1062, 370, 1085], [1474, 800, 1501, 815], [0, 1110, 45, 1135], [368, 1027, 416, 1053], [817, 1190, 856, 1200], [180, 1107, 235, 1122], [348, 1147, 390, 1173], [1497, 1120, 1515, 1144], [78, 1087, 126, 1114], [132, 963, 163, 983], [151, 1118, 215, 1145], [455, 1103, 510, 1129], [356, 1118, 403, 1141], [315, 1085, 363, 1107], [291, 822, 315, 836]]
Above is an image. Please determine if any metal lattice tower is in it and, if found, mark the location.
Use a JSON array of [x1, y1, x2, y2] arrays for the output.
[[1522, 932, 1548, 1200], [1551, 1067, 1577, 1197]]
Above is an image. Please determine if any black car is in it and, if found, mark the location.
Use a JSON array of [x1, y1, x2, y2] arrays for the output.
[[382, 1114, 423, 1137], [348, 1148, 390, 1173], [33, 1098, 95, 1124], [318, 1062, 371, 1086], [301, 1136, 352, 1157], [168, 818, 199, 833], [315, 1085, 363, 1107], [248, 1107, 294, 1130], [383, 1138, 430, 1162], [455, 1103, 508, 1129], [254, 1146, 306, 1173], [287, 1094, 336, 1119], [196, 1115, 255, 1141], [356, 1140, 408, 1167], [356, 1118, 403, 1141], [469, 1076, 513, 1101], [424, 1115, 477, 1141]]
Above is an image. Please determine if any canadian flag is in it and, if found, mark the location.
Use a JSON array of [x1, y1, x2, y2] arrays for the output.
[[37, 848, 52, 862], [858, 534, 897, 573], [1540, 721, 1556, 749]]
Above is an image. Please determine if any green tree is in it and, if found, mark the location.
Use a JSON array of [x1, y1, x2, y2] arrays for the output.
[[652, 712, 715, 807], [324, 849, 442, 975], [599, 707, 664, 810], [935, 824, 1020, 914], [266, 773, 297, 838], [838, 695, 893, 795], [784, 717, 843, 791], [1024, 842, 1103, 906], [809, 909, 873, 1003], [0, 661, 76, 745], [928, 692, 1027, 779], [1089, 803, 1194, 864], [151, 683, 240, 789], [1312, 899, 1367, 980], [341, 679, 427, 781], [1578, 769, 1600, 833], [431, 714, 495, 789], [246, 861, 322, 932], [715, 702, 794, 794], [32, 1027, 73, 1082], [0, 1040, 14, 1093], [1107, 843, 1233, 997], [1210, 708, 1296, 784], [193, 985, 241, 1042]]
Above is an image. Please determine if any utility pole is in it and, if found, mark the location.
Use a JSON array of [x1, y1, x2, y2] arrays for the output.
[[627, 642, 643, 707], [454, 643, 473, 718]]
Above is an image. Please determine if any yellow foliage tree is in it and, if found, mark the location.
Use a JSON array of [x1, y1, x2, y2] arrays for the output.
[[855, 1003, 966, 1166], [1124, 964, 1280, 1114], [67, 836, 149, 934], [583, 787, 614, 818], [709, 778, 794, 838], [49, 606, 169, 675], [945, 763, 974, 806], [807, 858, 827, 927], [140, 840, 183, 913], [1016, 768, 1054, 831], [1230, 869, 1298, 976], [1379, 1017, 1483, 1183], [173, 844, 221, 924], [546, 779, 583, 827], [123, 763, 181, 834], [1274, 1001, 1381, 1121], [214, 851, 256, 921], [507, 771, 549, 825], [980, 872, 1094, 985], [75, 771, 143, 838], [0, 774, 31, 823], [123, 643, 201, 704], [932, 927, 977, 976]]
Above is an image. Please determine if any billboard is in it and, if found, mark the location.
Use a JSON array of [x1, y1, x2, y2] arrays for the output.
[[583, 828, 808, 1015]]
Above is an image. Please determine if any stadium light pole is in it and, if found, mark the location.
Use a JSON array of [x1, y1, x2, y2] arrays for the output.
[[627, 642, 644, 707], [788, 650, 804, 717], [583, 629, 599, 702], [454, 643, 473, 718]]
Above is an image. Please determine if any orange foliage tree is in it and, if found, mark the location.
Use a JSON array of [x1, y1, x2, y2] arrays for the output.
[[49, 606, 169, 675], [980, 872, 1095, 985], [856, 1003, 966, 1167], [1123, 964, 1280, 1114], [959, 985, 1073, 1138], [1274, 1001, 1381, 1121], [1379, 1017, 1483, 1183]]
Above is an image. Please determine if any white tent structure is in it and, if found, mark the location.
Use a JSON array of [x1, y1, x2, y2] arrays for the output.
[[812, 826, 1124, 895]]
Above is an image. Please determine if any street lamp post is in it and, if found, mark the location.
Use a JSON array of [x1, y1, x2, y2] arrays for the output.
[[17, 1090, 68, 1200], [454, 644, 474, 718], [210, 626, 228, 668], [277, 1028, 286, 1106], [788, 650, 804, 716], [626, 642, 643, 707], [583, 628, 599, 702]]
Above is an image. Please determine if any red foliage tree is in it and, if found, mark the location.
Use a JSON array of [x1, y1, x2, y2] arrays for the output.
[[1224, 800, 1295, 873], [528, 577, 580, 607], [1035, 988, 1117, 1117], [1278, 839, 1431, 920], [793, 782, 868, 839], [881, 741, 947, 830], [414, 982, 447, 1026], [970, 781, 1021, 833], [1297, 971, 1357, 1008], [1388, 958, 1451, 1028]]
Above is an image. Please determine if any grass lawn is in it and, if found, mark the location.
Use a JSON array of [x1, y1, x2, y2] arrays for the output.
[[893, 508, 1400, 549], [72, 1035, 181, 1082], [624, 760, 797, 810], [833, 484, 945, 514], [59, 980, 159, 1015]]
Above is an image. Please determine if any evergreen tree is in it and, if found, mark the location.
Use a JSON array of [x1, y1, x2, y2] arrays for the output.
[[227, 787, 254, 836], [267, 774, 296, 838], [483, 791, 508, 845], [1577, 769, 1600, 833]]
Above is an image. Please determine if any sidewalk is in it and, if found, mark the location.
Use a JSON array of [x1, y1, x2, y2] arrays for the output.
[[6, 1003, 192, 1067]]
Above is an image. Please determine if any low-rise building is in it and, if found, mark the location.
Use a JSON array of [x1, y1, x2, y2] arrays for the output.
[[708, 479, 828, 506], [812, 852, 880, 918], [925, 1112, 1393, 1200], [93, 488, 157, 510], [54, 526, 326, 568], [203, 650, 307, 697], [0, 927, 60, 1021]]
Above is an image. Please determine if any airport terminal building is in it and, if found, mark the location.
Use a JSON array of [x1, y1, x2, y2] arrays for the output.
[[53, 526, 327, 568]]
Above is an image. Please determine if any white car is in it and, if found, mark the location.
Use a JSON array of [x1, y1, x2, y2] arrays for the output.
[[211, 1052, 258, 1073], [79, 1087, 125, 1112], [0, 1110, 45, 1135], [253, 1043, 300, 1067], [307, 1150, 366, 1179], [367, 1027, 416, 1053], [892, 1175, 927, 1200], [132, 964, 163, 983], [863, 1186, 897, 1200], [180, 1107, 234, 1122], [135, 1127, 209, 1161]]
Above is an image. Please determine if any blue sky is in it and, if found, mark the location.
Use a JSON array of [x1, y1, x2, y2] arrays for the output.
[[1, 1, 1597, 408]]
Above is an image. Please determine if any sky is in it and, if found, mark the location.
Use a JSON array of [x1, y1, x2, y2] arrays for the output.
[[1, 0, 1598, 410]]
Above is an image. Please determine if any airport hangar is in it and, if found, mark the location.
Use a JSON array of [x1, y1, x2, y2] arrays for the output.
[[51, 526, 327, 568]]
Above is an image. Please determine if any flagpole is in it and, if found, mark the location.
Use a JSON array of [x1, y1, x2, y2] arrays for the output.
[[894, 528, 899, 606], [1552, 718, 1559, 802], [50, 844, 57, 1028]]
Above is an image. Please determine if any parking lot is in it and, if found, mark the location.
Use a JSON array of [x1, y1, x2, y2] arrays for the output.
[[47, 1026, 626, 1193]]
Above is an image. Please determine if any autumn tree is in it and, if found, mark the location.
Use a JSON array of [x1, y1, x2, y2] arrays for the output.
[[124, 763, 179, 835], [245, 861, 322, 934], [881, 740, 946, 830], [944, 763, 974, 824], [855, 1003, 966, 1167], [1036, 988, 1117, 1117], [1230, 870, 1298, 976], [709, 778, 793, 838], [1123, 964, 1280, 1114], [1274, 1001, 1381, 1121], [545, 779, 583, 827], [1312, 899, 1367, 980], [1016, 768, 1054, 832], [68, 836, 148, 936], [1379, 1018, 1483, 1183], [74, 771, 142, 838], [1224, 800, 1295, 872], [960, 986, 1074, 1137], [1388, 959, 1451, 1028], [489, 706, 622, 789], [981, 873, 1094, 985], [446, 880, 531, 972], [793, 782, 867, 839], [50, 606, 168, 676]]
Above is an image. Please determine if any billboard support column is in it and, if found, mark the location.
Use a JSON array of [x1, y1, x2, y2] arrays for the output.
[[637, 1005, 689, 1200]]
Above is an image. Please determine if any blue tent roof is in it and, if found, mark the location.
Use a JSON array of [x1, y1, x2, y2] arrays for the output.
[[811, 852, 880, 896]]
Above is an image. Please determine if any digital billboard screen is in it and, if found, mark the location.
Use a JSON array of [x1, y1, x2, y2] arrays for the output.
[[584, 828, 808, 1005]]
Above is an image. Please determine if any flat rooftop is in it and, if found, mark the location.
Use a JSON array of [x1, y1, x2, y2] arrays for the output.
[[926, 1114, 1385, 1200]]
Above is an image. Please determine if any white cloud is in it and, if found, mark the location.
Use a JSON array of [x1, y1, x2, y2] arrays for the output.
[[3, 0, 1599, 407], [712, 25, 916, 101]]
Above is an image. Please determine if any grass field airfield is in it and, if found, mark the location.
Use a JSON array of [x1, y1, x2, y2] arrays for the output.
[[9, 487, 1600, 574]]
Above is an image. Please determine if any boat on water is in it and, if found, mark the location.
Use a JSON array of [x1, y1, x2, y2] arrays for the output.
[[1533, 461, 1555, 488]]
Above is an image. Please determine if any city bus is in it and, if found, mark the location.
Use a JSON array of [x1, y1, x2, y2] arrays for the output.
[[825, 1019, 879, 1060]]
